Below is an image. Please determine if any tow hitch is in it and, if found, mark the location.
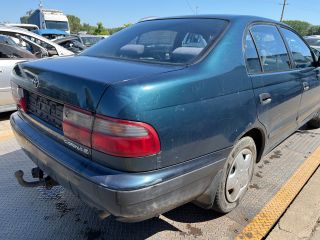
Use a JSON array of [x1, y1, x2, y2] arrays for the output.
[[15, 167, 59, 189]]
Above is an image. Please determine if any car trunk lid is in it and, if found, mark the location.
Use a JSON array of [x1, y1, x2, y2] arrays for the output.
[[14, 55, 183, 112]]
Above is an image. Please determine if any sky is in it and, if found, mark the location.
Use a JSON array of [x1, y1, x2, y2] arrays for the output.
[[1, 0, 320, 28]]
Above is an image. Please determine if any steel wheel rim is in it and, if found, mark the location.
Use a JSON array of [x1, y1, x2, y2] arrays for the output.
[[226, 148, 253, 203]]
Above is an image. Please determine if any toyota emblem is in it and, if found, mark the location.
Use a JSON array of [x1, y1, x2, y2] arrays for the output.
[[32, 76, 40, 88]]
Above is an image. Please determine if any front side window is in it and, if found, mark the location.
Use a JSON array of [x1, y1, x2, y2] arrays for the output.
[[244, 33, 261, 74], [251, 25, 291, 73], [82, 19, 228, 64], [281, 28, 314, 69]]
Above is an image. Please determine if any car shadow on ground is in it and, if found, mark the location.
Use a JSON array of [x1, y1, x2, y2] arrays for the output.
[[73, 203, 223, 239], [163, 203, 223, 223]]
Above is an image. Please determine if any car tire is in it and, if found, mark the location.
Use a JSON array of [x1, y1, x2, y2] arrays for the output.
[[212, 136, 256, 213], [308, 112, 320, 129]]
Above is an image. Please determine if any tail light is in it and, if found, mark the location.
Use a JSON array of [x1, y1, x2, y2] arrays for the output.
[[11, 82, 27, 112], [63, 105, 93, 147], [62, 106, 160, 158], [92, 115, 160, 157]]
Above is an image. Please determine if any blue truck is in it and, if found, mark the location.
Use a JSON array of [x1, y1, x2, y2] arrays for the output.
[[27, 8, 70, 34]]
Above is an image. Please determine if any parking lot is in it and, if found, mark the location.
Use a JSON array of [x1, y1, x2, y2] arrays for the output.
[[1, 111, 320, 240]]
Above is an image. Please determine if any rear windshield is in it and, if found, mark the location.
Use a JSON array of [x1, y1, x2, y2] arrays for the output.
[[82, 19, 228, 64]]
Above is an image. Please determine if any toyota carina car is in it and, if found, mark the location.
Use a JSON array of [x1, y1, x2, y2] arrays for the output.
[[10, 15, 320, 222]]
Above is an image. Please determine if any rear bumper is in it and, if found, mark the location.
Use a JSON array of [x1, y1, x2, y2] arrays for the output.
[[10, 111, 228, 222]]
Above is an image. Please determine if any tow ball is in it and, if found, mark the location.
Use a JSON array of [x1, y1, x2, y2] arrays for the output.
[[15, 167, 59, 189]]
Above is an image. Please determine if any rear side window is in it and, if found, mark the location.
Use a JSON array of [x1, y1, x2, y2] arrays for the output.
[[244, 33, 261, 74], [82, 19, 228, 65], [280, 27, 314, 69], [251, 25, 291, 73]]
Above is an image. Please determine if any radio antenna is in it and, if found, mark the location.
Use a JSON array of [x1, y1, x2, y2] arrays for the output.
[[280, 0, 289, 22]]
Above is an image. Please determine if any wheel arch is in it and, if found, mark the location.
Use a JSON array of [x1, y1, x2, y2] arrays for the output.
[[241, 127, 266, 163]]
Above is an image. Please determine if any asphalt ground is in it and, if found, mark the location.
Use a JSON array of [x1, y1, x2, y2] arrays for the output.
[[1, 111, 320, 240]]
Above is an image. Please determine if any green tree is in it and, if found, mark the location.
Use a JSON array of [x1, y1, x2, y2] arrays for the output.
[[20, 16, 28, 24], [80, 23, 96, 34], [67, 15, 82, 34], [308, 25, 320, 36], [108, 23, 133, 35], [94, 22, 109, 35], [282, 20, 312, 36], [123, 23, 133, 28], [20, 10, 33, 24]]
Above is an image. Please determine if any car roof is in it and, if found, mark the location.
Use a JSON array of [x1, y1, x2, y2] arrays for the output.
[[0, 25, 57, 40], [139, 14, 280, 24], [4, 23, 39, 30]]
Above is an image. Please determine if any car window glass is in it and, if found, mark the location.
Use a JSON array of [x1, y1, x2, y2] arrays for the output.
[[80, 36, 102, 47], [244, 33, 261, 74], [0, 43, 26, 59], [281, 28, 314, 69], [28, 36, 56, 51], [182, 33, 207, 48], [83, 19, 228, 64], [0, 35, 16, 46], [251, 25, 290, 73], [138, 30, 177, 45], [305, 38, 320, 47]]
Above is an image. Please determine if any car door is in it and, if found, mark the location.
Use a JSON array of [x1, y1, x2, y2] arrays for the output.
[[280, 27, 320, 125], [245, 24, 302, 150]]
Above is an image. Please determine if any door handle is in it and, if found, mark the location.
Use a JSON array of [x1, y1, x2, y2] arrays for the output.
[[0, 69, 3, 73], [303, 82, 310, 91], [259, 93, 272, 105]]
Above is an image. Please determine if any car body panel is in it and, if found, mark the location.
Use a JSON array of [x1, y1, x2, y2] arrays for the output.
[[250, 71, 302, 150], [17, 56, 184, 112]]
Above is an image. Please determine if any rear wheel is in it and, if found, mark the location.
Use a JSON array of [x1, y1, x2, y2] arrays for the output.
[[308, 112, 320, 129], [212, 136, 256, 213]]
